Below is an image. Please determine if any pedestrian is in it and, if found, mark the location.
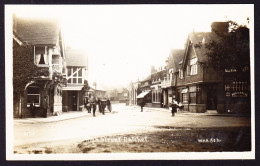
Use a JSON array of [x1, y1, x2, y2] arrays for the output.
[[42, 96, 48, 118], [97, 98, 102, 113], [107, 99, 111, 112], [30, 100, 36, 118], [169, 99, 177, 117], [92, 97, 97, 117], [140, 99, 145, 112], [85, 97, 91, 113]]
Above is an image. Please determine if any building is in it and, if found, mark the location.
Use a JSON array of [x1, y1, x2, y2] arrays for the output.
[[13, 16, 66, 118], [137, 75, 152, 106], [128, 81, 141, 105], [62, 49, 88, 111], [150, 66, 167, 108], [161, 49, 185, 108], [175, 22, 250, 113]]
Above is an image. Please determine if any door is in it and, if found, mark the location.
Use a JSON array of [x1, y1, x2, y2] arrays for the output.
[[68, 91, 78, 111], [206, 85, 218, 110]]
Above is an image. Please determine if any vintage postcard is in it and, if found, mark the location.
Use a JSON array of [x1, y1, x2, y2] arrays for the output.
[[5, 4, 255, 160]]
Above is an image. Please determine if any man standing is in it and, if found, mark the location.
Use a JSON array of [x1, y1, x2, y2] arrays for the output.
[[169, 99, 177, 117], [140, 99, 145, 112], [42, 96, 48, 118], [92, 97, 97, 117]]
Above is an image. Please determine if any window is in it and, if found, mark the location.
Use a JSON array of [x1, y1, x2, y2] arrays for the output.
[[179, 69, 184, 79], [182, 93, 188, 102], [190, 58, 198, 75], [67, 67, 84, 84], [52, 55, 60, 71], [190, 92, 196, 103], [152, 89, 161, 103], [27, 86, 40, 107], [34, 46, 48, 65]]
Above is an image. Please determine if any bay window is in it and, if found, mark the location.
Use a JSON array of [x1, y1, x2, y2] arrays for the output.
[[34, 46, 48, 66]]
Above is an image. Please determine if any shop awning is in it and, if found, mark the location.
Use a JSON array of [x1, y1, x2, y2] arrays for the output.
[[137, 91, 150, 99]]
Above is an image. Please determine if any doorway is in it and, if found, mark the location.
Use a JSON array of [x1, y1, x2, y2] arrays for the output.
[[206, 85, 218, 110], [68, 91, 78, 111]]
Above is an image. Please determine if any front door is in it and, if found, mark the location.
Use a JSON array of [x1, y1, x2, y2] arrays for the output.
[[206, 85, 218, 110], [68, 91, 78, 111]]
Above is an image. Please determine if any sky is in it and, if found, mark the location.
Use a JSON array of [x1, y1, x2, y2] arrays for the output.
[[9, 4, 253, 89]]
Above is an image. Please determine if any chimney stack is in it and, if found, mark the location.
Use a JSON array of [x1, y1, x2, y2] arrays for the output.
[[211, 22, 229, 33]]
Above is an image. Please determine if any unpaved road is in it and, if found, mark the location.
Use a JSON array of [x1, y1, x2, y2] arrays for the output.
[[13, 104, 251, 154]]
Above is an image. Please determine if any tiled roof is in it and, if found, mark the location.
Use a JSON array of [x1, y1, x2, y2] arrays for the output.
[[14, 17, 60, 45], [168, 49, 185, 70], [189, 32, 219, 63], [65, 49, 88, 67]]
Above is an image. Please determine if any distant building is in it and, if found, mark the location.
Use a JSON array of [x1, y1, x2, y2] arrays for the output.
[[137, 75, 152, 106], [128, 81, 141, 105]]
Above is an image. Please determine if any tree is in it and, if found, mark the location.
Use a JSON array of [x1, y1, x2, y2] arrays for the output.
[[195, 21, 250, 72]]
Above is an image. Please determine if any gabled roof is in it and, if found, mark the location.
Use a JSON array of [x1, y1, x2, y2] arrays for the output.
[[168, 49, 185, 71], [188, 32, 219, 63], [65, 49, 88, 67], [14, 17, 60, 45]]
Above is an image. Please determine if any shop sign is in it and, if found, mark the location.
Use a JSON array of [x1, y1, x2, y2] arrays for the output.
[[231, 92, 248, 97]]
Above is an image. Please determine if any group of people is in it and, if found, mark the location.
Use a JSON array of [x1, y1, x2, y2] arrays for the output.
[[84, 97, 111, 117]]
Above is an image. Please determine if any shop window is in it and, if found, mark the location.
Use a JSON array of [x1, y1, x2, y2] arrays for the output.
[[190, 92, 196, 103], [182, 93, 188, 103], [34, 46, 48, 66], [27, 86, 40, 107]]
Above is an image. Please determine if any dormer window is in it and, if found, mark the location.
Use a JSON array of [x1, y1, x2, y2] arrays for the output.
[[34, 46, 48, 66]]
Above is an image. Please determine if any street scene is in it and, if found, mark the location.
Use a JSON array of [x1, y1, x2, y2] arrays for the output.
[[14, 103, 251, 154], [6, 4, 253, 159]]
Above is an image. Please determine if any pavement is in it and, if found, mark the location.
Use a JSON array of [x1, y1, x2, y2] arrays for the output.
[[13, 104, 249, 124]]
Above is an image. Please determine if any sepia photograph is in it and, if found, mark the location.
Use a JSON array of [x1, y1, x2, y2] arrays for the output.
[[5, 4, 254, 160]]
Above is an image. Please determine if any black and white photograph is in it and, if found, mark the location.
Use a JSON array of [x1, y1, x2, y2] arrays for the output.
[[5, 4, 254, 160]]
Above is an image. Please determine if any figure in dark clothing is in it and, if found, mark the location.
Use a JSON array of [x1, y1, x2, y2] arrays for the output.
[[84, 97, 91, 113], [169, 100, 178, 117], [92, 98, 97, 117], [107, 99, 112, 112], [97, 98, 102, 113], [30, 100, 36, 118], [42, 96, 48, 118], [140, 99, 145, 112]]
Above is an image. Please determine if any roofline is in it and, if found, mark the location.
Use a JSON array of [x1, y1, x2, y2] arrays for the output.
[[13, 34, 23, 46]]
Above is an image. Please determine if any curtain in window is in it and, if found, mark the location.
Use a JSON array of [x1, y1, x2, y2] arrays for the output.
[[35, 54, 41, 64], [44, 54, 49, 64]]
